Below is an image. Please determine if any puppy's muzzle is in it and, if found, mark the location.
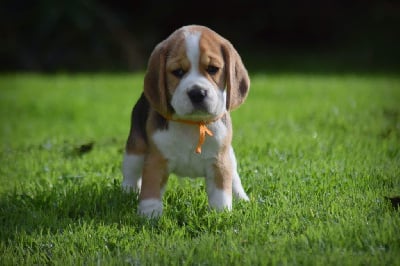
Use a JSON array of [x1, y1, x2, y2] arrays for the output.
[[187, 85, 208, 104]]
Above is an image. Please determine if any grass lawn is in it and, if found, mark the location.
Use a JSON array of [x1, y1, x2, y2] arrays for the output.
[[0, 72, 399, 265]]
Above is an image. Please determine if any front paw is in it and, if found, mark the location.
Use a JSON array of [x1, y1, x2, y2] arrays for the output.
[[138, 199, 163, 218], [208, 189, 232, 211]]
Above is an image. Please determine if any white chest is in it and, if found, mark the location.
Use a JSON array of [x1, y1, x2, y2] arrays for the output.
[[152, 120, 227, 178]]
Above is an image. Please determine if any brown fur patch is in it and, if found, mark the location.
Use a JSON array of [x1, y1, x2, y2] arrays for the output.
[[212, 114, 233, 193], [199, 30, 226, 89], [140, 147, 169, 200], [212, 150, 233, 194]]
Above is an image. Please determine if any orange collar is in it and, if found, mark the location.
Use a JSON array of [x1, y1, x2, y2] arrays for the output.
[[165, 114, 224, 154]]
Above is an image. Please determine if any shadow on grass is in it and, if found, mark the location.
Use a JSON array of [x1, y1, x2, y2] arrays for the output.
[[0, 178, 145, 240], [0, 176, 238, 241]]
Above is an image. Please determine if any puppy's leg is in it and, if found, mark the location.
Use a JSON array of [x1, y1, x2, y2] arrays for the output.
[[205, 176, 233, 211], [206, 151, 233, 211], [138, 151, 168, 218], [122, 152, 144, 193], [230, 147, 249, 201], [123, 93, 149, 193]]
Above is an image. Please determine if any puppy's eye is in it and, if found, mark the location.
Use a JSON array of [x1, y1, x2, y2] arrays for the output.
[[172, 68, 185, 78], [206, 65, 219, 75]]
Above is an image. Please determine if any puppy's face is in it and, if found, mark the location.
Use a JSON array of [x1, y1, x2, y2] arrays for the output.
[[144, 25, 249, 121], [166, 31, 227, 121]]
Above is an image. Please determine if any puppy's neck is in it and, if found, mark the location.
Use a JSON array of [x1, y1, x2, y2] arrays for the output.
[[163, 113, 225, 154]]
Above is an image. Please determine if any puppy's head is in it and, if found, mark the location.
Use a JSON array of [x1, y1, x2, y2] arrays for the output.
[[144, 25, 250, 121]]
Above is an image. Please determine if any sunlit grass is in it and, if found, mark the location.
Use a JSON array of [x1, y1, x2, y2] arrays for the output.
[[0, 73, 399, 265]]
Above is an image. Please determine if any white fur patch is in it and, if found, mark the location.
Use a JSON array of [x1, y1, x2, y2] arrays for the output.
[[184, 31, 201, 72], [138, 198, 163, 218], [122, 153, 143, 193], [152, 119, 227, 178], [206, 178, 232, 210]]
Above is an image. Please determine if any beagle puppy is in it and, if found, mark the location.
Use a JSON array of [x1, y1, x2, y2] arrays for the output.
[[122, 25, 250, 218]]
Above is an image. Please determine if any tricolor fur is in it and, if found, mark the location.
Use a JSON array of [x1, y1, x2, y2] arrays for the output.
[[122, 25, 250, 218]]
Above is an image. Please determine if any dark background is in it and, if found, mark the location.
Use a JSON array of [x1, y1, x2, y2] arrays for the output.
[[1, 0, 399, 73]]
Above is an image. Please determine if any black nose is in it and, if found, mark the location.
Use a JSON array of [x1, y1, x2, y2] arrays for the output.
[[187, 87, 207, 104]]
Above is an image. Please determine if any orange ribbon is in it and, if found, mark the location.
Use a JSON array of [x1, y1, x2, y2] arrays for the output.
[[195, 122, 213, 153], [165, 115, 223, 154]]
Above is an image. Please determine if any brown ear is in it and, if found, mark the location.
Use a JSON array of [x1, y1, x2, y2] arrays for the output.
[[143, 42, 172, 117], [222, 41, 250, 111]]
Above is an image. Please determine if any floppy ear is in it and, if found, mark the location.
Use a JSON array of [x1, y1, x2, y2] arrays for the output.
[[143, 42, 172, 118], [222, 41, 250, 111]]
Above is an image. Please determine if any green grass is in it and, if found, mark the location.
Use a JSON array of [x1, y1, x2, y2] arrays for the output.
[[1, 73, 399, 265]]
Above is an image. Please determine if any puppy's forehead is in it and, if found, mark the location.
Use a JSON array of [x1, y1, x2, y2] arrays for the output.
[[166, 26, 224, 65]]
